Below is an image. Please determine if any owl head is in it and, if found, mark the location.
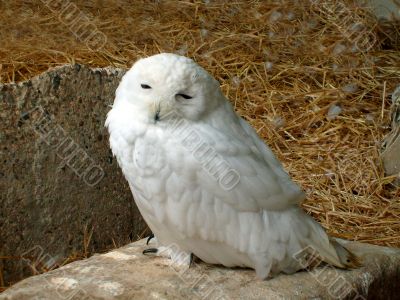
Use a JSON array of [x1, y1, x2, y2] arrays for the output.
[[114, 53, 222, 123]]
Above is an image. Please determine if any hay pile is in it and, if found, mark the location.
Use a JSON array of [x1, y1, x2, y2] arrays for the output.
[[0, 0, 399, 250]]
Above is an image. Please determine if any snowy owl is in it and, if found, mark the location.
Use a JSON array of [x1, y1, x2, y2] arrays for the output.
[[106, 53, 359, 279]]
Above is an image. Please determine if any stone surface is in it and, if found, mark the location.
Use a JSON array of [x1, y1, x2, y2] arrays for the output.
[[363, 0, 400, 20], [0, 65, 148, 285], [1, 239, 399, 300], [382, 85, 400, 185]]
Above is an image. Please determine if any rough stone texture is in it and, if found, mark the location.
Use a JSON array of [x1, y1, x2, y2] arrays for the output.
[[364, 0, 400, 19], [0, 65, 148, 285], [1, 239, 399, 299], [382, 86, 400, 185]]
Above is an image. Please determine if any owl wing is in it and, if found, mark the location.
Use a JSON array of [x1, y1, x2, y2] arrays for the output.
[[235, 112, 305, 210], [162, 101, 305, 214]]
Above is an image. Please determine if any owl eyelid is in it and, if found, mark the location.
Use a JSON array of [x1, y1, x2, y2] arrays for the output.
[[176, 93, 192, 100], [141, 84, 152, 89]]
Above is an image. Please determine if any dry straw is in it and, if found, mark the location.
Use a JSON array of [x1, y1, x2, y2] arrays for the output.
[[0, 0, 399, 249]]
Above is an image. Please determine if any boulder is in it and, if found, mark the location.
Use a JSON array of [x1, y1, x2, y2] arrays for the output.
[[1, 238, 399, 299], [0, 65, 148, 285], [381, 85, 400, 185]]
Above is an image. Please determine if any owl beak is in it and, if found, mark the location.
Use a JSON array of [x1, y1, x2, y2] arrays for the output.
[[154, 109, 160, 122], [150, 98, 173, 123], [151, 101, 161, 123]]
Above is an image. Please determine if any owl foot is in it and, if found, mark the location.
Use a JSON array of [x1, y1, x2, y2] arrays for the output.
[[142, 248, 158, 255], [142, 244, 193, 268], [142, 245, 175, 258], [170, 249, 193, 268]]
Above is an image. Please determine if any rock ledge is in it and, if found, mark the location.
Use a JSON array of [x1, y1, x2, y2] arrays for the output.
[[1, 239, 399, 300]]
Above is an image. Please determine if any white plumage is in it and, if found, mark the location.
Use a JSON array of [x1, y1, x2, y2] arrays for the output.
[[106, 53, 358, 279]]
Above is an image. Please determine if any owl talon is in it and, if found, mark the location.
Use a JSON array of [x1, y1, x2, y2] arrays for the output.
[[146, 233, 155, 245], [143, 248, 158, 255]]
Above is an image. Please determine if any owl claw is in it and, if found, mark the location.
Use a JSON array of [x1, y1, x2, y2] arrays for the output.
[[143, 248, 158, 255], [146, 233, 155, 245], [142, 245, 191, 266]]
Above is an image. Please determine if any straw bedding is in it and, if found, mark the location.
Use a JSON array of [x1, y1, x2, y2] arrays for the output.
[[0, 0, 399, 250]]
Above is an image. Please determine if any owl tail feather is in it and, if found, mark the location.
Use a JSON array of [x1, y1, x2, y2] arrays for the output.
[[308, 236, 362, 270], [326, 239, 362, 269], [303, 217, 362, 270]]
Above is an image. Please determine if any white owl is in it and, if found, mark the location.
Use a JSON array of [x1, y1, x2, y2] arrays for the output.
[[105, 53, 359, 279]]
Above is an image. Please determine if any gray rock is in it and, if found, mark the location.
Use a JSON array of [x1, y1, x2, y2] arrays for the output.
[[0, 65, 148, 285], [362, 0, 400, 20], [1, 238, 399, 299], [381, 85, 400, 185], [327, 104, 342, 121]]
